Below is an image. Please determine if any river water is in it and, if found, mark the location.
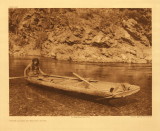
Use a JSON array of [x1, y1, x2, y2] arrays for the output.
[[9, 57, 152, 116]]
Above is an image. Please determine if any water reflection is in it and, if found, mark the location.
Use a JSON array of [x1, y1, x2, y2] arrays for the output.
[[10, 57, 152, 89], [9, 57, 152, 116]]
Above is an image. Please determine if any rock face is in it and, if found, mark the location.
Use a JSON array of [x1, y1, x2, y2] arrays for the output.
[[9, 8, 151, 63]]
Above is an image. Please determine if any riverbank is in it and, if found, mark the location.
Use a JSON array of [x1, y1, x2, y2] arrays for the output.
[[9, 43, 151, 64]]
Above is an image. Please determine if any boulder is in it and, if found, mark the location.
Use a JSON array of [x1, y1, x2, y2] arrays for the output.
[[122, 19, 150, 46]]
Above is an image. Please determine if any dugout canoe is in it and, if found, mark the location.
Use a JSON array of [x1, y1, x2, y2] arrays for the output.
[[26, 74, 140, 99]]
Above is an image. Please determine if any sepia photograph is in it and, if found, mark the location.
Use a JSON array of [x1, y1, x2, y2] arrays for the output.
[[9, 8, 152, 116]]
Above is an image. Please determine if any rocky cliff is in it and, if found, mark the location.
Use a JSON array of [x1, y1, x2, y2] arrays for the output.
[[9, 8, 151, 63]]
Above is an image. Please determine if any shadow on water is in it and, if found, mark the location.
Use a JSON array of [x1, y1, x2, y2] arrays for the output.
[[28, 82, 138, 108]]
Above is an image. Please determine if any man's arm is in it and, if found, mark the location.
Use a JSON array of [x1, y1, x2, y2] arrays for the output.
[[39, 68, 47, 75], [24, 63, 31, 77]]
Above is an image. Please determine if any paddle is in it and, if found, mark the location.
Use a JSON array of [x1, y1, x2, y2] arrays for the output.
[[72, 72, 95, 88], [9, 76, 28, 80]]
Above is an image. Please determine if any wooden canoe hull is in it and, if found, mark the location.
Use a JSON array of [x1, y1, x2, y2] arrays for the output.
[[26, 75, 140, 98]]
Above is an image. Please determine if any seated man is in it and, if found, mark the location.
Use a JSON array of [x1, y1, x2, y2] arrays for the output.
[[24, 58, 46, 77]]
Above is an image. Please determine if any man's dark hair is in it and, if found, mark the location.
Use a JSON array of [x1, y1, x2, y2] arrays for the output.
[[32, 58, 39, 65]]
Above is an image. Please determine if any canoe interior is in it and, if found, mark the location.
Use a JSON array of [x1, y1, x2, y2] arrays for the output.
[[26, 75, 140, 98]]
